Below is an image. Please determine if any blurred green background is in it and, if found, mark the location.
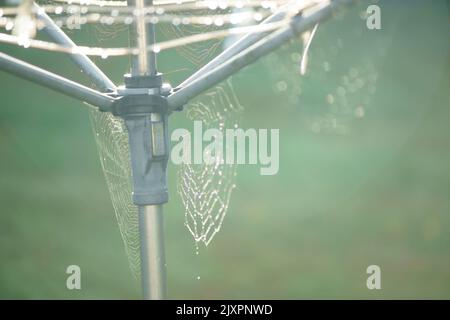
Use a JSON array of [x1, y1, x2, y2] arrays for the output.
[[0, 0, 449, 299]]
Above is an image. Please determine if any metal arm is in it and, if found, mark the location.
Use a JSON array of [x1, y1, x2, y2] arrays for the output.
[[34, 2, 116, 92], [0, 52, 115, 111], [176, 0, 301, 89], [168, 0, 354, 110]]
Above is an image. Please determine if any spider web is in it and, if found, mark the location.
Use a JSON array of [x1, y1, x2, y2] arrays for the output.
[[89, 110, 142, 277], [178, 80, 243, 246], [159, 3, 245, 247]]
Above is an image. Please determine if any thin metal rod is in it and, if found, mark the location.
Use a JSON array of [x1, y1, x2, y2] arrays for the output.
[[127, 0, 157, 75], [139, 205, 167, 300], [34, 3, 116, 92], [176, 0, 299, 89], [0, 51, 115, 110], [146, 0, 158, 76], [168, 0, 353, 110]]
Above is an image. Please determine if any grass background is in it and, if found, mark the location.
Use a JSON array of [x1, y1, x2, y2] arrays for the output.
[[0, 0, 449, 298]]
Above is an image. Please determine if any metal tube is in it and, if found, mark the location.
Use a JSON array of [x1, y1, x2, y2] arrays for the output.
[[34, 3, 116, 92], [127, 0, 157, 75], [127, 0, 166, 300], [145, 0, 158, 76], [0, 51, 115, 110], [168, 0, 353, 110], [139, 205, 167, 300], [176, 0, 299, 88]]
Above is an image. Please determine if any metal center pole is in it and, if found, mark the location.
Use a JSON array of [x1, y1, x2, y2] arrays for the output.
[[129, 0, 157, 76], [139, 204, 167, 300], [127, 0, 167, 300]]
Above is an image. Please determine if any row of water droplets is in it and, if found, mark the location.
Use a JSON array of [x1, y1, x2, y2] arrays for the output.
[[0, 0, 289, 55]]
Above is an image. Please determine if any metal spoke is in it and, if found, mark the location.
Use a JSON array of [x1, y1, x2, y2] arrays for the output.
[[0, 52, 115, 110]]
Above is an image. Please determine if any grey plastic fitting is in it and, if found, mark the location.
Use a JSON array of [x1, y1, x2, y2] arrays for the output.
[[114, 75, 171, 206]]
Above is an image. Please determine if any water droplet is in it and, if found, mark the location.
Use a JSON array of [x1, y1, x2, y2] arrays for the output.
[[5, 21, 14, 31], [152, 45, 161, 53]]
